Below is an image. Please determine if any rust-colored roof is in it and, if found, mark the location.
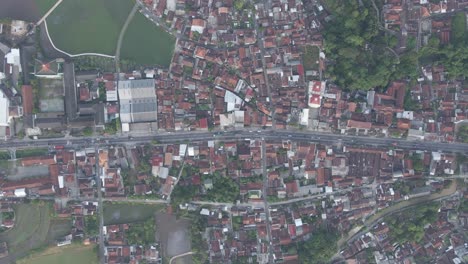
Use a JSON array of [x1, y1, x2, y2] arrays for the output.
[[21, 85, 33, 115]]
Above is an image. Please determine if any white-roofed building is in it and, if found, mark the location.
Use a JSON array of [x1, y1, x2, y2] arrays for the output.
[[0, 90, 10, 127], [294, 218, 303, 227], [224, 90, 243, 112], [118, 79, 157, 124], [14, 188, 27, 197], [5, 48, 21, 74]]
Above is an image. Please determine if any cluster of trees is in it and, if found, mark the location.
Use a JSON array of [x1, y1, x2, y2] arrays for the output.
[[387, 202, 439, 243], [393, 180, 411, 195], [323, 1, 467, 90], [171, 173, 239, 205], [204, 174, 239, 203], [125, 218, 155, 245], [409, 154, 424, 172], [171, 184, 199, 206], [297, 227, 339, 264], [97, 82, 106, 102], [84, 215, 99, 237], [233, 0, 252, 11], [410, 12, 467, 79], [419, 34, 468, 79], [189, 213, 209, 264], [457, 124, 468, 143], [458, 198, 468, 213], [104, 118, 121, 135], [1, 211, 14, 221], [82, 127, 93, 136], [323, 0, 402, 90], [73, 56, 115, 72], [451, 12, 468, 47]]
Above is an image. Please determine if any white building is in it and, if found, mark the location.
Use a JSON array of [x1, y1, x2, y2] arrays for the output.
[[0, 90, 10, 127], [5, 48, 21, 74], [14, 188, 27, 197]]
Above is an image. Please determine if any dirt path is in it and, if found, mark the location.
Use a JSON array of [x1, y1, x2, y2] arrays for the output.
[[36, 0, 63, 25], [115, 2, 139, 73], [169, 252, 194, 264]]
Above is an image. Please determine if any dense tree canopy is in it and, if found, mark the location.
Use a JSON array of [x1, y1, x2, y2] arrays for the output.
[[205, 174, 239, 203], [84, 215, 99, 236], [458, 124, 468, 143], [125, 218, 155, 245], [387, 202, 438, 243], [298, 227, 339, 264], [323, 0, 401, 90], [323, 2, 467, 90]]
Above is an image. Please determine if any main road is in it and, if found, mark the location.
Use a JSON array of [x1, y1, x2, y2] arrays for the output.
[[1, 130, 467, 155]]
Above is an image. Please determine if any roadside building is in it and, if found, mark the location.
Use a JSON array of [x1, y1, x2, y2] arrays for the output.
[[118, 79, 157, 130]]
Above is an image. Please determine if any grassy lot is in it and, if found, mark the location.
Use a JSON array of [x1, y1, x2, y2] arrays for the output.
[[0, 151, 10, 160], [16, 148, 49, 159], [36, 0, 58, 16], [121, 12, 176, 67], [302, 45, 319, 71], [103, 202, 164, 225], [17, 244, 98, 264], [73, 56, 116, 72], [46, 0, 134, 55], [0, 203, 48, 257], [0, 203, 72, 260]]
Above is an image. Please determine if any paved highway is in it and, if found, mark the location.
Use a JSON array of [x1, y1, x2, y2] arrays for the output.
[[2, 130, 467, 154]]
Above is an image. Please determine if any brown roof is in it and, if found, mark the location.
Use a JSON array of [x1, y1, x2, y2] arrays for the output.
[[49, 164, 59, 185], [347, 120, 372, 129], [0, 177, 51, 191], [192, 19, 206, 27], [21, 85, 33, 115], [21, 155, 56, 166]]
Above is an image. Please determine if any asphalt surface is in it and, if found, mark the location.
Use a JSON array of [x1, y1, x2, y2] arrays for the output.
[[261, 139, 274, 263], [2, 130, 468, 155], [94, 146, 105, 264]]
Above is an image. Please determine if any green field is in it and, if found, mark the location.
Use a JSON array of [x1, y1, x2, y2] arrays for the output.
[[0, 203, 71, 259], [103, 202, 164, 225], [302, 45, 319, 71], [17, 244, 98, 264], [36, 0, 58, 16], [0, 151, 10, 160], [121, 12, 176, 67], [46, 0, 134, 55], [16, 148, 49, 159]]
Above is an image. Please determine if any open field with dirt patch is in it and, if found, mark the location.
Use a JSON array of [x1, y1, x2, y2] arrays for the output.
[[0, 0, 56, 22], [121, 11, 175, 67], [302, 45, 319, 71], [37, 78, 64, 112], [103, 202, 164, 225], [155, 212, 191, 261], [16, 244, 98, 264], [0, 202, 72, 262], [46, 0, 134, 55]]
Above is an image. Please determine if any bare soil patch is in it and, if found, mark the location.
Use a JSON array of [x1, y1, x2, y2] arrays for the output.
[[155, 212, 192, 260]]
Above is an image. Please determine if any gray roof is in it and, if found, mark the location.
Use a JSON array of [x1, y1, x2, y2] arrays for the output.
[[118, 79, 155, 89], [35, 117, 65, 129], [118, 79, 157, 123]]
